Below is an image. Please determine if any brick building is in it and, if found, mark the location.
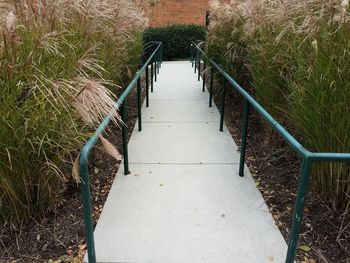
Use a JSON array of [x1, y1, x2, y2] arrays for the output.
[[141, 0, 229, 27]]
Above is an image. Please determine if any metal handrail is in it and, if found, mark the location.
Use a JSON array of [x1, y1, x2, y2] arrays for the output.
[[79, 41, 163, 263], [190, 42, 350, 263]]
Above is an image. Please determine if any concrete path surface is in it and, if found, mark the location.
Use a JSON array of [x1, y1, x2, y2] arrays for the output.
[[88, 61, 288, 263]]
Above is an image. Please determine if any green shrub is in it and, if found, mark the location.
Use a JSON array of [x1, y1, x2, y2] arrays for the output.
[[143, 24, 206, 60], [0, 0, 145, 224], [206, 0, 350, 208]]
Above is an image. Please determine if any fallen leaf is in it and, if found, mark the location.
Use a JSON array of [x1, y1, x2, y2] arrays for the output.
[[72, 153, 81, 183], [301, 259, 316, 263], [267, 255, 274, 261], [305, 223, 312, 228], [273, 214, 281, 220], [299, 245, 311, 252], [79, 244, 87, 251]]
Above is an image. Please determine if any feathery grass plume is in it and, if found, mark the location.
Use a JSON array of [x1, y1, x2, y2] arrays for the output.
[[72, 153, 81, 184], [72, 134, 122, 184], [73, 78, 121, 126], [5, 11, 15, 32], [207, 0, 251, 87], [206, 0, 350, 209], [0, 0, 146, 224], [99, 134, 123, 161]]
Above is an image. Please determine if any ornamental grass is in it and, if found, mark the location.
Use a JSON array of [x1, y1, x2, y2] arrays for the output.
[[207, 0, 350, 208], [0, 0, 146, 224]]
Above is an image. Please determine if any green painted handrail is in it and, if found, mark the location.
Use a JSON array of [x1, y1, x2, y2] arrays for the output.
[[79, 41, 163, 263], [190, 42, 350, 263]]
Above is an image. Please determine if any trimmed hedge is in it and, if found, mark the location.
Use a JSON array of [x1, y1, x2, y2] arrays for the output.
[[143, 24, 206, 60]]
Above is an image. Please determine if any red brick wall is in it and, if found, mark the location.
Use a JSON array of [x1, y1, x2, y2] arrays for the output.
[[141, 0, 229, 27]]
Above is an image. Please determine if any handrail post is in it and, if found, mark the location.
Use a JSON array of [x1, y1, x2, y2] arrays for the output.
[[80, 158, 96, 263], [151, 62, 154, 92], [137, 73, 142, 132], [286, 160, 313, 263], [159, 44, 163, 69], [194, 49, 198, 74], [157, 51, 160, 74], [146, 63, 149, 107], [120, 102, 130, 175], [239, 100, 249, 177], [219, 76, 226, 132], [161, 43, 163, 65], [209, 67, 214, 107], [202, 60, 206, 92], [191, 45, 194, 67], [197, 53, 201, 82], [154, 60, 157, 82]]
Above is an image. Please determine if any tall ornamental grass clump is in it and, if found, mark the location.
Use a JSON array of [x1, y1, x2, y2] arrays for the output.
[[0, 0, 146, 224], [207, 0, 350, 208], [206, 1, 250, 86]]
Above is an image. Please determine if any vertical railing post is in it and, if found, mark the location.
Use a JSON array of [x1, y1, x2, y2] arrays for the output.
[[160, 43, 163, 67], [197, 53, 201, 82], [202, 60, 206, 92], [193, 45, 196, 66], [194, 49, 198, 74], [80, 159, 96, 263], [239, 100, 249, 177], [285, 160, 313, 263], [137, 73, 142, 132], [157, 50, 160, 74], [191, 44, 194, 67], [146, 63, 149, 107], [154, 60, 157, 82], [151, 62, 154, 92], [120, 102, 130, 175], [219, 76, 226, 132], [209, 67, 214, 107]]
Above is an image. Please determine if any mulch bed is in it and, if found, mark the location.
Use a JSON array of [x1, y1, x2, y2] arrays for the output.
[[208, 70, 350, 263], [0, 72, 150, 263]]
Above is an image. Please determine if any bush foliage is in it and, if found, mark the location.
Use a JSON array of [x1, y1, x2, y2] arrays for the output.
[[144, 24, 206, 60], [207, 0, 350, 208]]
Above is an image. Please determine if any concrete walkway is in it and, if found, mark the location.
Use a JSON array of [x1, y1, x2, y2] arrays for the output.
[[89, 61, 287, 263]]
